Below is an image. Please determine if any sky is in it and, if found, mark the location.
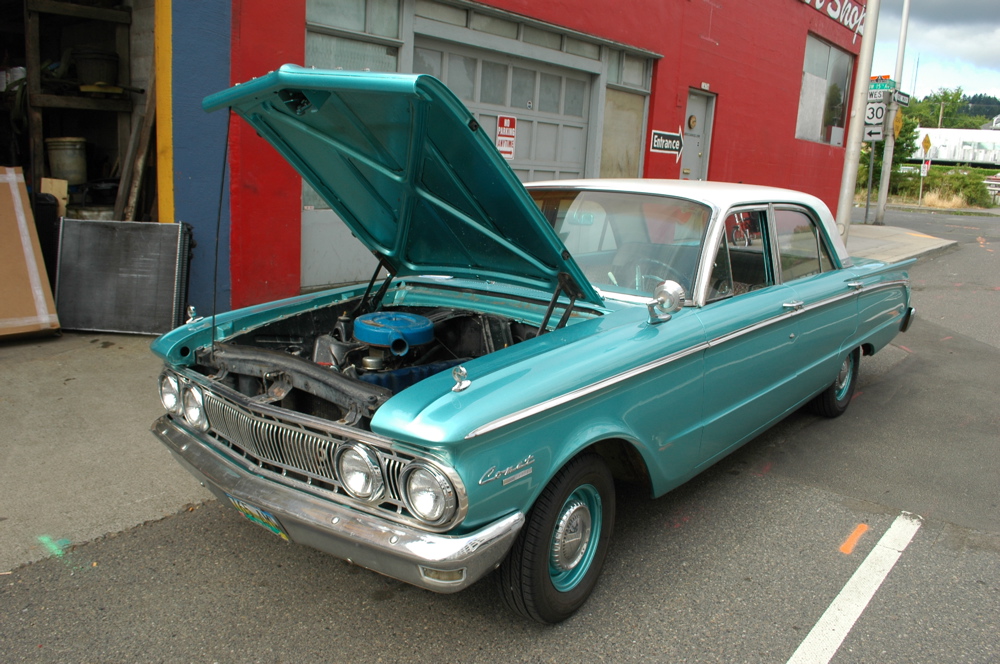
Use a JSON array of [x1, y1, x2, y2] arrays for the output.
[[869, 0, 1000, 105]]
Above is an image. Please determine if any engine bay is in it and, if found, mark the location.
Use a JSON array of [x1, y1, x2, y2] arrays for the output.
[[192, 304, 540, 429]]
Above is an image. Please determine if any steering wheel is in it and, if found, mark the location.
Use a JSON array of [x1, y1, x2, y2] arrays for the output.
[[635, 258, 686, 293]]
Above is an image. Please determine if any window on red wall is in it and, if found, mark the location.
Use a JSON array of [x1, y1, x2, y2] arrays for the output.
[[795, 35, 853, 147]]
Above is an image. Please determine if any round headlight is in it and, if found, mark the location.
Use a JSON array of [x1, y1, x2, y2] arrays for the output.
[[159, 373, 181, 413], [182, 385, 210, 432], [335, 445, 384, 502], [402, 463, 456, 525]]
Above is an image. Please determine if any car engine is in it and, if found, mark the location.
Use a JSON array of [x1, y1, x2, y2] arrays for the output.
[[191, 304, 539, 430]]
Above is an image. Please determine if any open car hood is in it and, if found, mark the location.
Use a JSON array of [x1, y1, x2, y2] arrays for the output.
[[204, 65, 602, 306]]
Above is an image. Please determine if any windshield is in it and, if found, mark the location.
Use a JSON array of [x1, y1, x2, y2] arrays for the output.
[[530, 189, 713, 296]]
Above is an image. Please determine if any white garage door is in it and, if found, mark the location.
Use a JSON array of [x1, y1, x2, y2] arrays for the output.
[[300, 34, 595, 290], [414, 39, 591, 182]]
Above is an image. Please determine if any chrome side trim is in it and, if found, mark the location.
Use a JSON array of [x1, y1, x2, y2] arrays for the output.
[[467, 278, 910, 438], [466, 343, 709, 438], [707, 309, 800, 348]]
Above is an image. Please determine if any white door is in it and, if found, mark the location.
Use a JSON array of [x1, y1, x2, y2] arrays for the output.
[[680, 90, 715, 181]]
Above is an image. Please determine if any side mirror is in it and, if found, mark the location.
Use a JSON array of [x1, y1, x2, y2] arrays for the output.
[[647, 280, 685, 325]]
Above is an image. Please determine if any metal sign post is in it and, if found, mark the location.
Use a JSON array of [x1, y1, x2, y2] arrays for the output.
[[875, 0, 912, 226], [835, 0, 883, 244], [865, 143, 876, 223], [918, 134, 931, 206], [863, 93, 886, 224]]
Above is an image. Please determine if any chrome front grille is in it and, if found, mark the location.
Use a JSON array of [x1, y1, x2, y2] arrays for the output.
[[203, 392, 411, 510]]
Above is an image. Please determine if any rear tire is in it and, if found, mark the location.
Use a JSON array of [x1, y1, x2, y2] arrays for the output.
[[809, 348, 859, 418], [497, 453, 615, 623]]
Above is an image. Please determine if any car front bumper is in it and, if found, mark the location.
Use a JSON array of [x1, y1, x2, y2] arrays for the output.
[[151, 415, 523, 593]]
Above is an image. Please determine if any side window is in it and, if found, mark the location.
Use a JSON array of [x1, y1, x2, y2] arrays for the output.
[[773, 208, 834, 282], [715, 209, 771, 297], [707, 234, 733, 301]]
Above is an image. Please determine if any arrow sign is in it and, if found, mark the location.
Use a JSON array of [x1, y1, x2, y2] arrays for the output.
[[650, 128, 684, 163], [864, 125, 884, 142]]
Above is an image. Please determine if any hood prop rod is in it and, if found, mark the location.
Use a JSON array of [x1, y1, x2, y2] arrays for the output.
[[537, 273, 580, 336], [352, 257, 396, 316]]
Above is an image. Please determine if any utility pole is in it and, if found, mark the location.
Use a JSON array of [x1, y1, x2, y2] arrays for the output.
[[837, 0, 881, 243], [874, 0, 911, 226]]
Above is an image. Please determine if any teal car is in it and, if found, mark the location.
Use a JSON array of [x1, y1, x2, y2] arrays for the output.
[[151, 66, 914, 623]]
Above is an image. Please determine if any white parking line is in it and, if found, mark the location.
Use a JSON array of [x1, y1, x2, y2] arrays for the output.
[[786, 513, 923, 664]]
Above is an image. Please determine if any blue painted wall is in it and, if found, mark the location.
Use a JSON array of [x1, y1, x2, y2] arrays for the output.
[[171, 0, 232, 315]]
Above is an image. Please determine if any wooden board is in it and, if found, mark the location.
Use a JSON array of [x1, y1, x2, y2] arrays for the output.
[[0, 167, 60, 337]]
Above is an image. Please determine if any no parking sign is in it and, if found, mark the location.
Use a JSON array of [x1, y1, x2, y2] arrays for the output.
[[496, 115, 516, 160]]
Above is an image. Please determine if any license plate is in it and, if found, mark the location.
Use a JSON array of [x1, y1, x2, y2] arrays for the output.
[[226, 494, 289, 541]]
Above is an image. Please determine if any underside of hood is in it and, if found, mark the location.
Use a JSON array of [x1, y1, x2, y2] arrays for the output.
[[203, 65, 601, 306]]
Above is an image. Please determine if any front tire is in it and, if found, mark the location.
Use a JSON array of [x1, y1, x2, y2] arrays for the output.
[[497, 453, 615, 623], [809, 348, 859, 417]]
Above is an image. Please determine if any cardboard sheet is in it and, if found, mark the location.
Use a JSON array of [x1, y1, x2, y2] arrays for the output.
[[1, 167, 60, 337]]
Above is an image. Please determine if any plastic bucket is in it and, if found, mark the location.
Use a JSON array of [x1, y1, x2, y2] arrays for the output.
[[46, 137, 87, 185], [74, 49, 118, 85]]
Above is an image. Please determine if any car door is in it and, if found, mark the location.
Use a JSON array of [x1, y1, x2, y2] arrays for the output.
[[696, 207, 805, 466], [771, 205, 858, 399]]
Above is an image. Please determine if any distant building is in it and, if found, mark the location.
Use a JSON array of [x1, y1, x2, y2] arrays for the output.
[[911, 127, 1000, 166]]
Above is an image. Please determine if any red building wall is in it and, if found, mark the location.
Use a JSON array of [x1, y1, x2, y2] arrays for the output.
[[488, 0, 863, 202], [225, 0, 864, 308], [227, 0, 304, 308]]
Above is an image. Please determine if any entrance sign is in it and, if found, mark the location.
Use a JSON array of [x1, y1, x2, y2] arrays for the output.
[[650, 129, 684, 162], [496, 115, 516, 160]]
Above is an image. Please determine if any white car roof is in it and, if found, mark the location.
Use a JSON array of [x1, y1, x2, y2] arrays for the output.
[[525, 178, 849, 263]]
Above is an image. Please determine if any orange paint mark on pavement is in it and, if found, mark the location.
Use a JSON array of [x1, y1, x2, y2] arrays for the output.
[[840, 523, 869, 554]]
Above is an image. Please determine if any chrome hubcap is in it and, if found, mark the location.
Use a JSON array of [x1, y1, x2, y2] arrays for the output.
[[834, 355, 853, 401], [551, 500, 592, 572], [836, 358, 850, 390]]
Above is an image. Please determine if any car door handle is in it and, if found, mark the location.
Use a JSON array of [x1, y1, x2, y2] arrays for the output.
[[783, 300, 804, 311], [846, 281, 864, 291]]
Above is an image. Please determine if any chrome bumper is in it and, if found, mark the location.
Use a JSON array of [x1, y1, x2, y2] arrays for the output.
[[899, 306, 916, 333], [151, 416, 523, 593]]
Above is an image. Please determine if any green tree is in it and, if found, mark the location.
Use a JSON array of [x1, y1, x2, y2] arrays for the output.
[[962, 94, 1000, 122], [906, 87, 991, 129], [910, 87, 962, 127]]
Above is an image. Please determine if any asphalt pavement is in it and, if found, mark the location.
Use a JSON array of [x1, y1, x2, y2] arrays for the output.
[[2, 207, 999, 663], [0, 211, 965, 574]]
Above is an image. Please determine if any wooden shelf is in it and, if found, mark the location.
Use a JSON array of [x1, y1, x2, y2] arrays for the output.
[[24, 0, 133, 198], [29, 92, 132, 112], [26, 0, 131, 25]]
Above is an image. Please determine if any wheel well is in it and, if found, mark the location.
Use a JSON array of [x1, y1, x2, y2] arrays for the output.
[[586, 439, 651, 492]]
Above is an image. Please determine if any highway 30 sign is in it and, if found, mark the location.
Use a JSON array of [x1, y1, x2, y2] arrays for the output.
[[865, 102, 886, 125]]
